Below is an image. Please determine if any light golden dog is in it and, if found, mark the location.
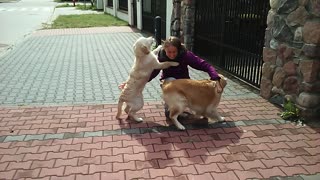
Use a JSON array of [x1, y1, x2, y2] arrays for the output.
[[161, 74, 227, 130], [116, 37, 179, 122]]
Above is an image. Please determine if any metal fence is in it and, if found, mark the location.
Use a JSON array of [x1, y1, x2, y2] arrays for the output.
[[194, 0, 269, 88], [142, 0, 167, 39]]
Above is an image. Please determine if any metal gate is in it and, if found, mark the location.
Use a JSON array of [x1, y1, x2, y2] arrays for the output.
[[142, 0, 166, 39], [194, 0, 269, 88]]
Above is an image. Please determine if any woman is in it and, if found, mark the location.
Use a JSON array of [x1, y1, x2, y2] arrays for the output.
[[148, 36, 221, 87]]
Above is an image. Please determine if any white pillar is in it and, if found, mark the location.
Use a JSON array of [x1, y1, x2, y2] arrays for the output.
[[113, 0, 117, 16], [166, 0, 173, 38], [136, 0, 142, 30], [128, 0, 133, 25]]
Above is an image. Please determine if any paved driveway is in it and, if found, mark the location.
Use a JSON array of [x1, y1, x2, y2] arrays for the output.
[[0, 27, 260, 106], [0, 25, 319, 180]]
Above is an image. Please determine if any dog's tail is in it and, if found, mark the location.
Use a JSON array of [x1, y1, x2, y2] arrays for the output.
[[116, 99, 124, 120]]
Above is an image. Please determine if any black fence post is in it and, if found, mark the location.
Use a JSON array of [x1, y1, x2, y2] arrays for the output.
[[154, 16, 161, 46]]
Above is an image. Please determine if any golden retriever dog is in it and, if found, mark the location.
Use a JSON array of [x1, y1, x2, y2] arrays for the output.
[[116, 37, 179, 122], [161, 74, 227, 130]]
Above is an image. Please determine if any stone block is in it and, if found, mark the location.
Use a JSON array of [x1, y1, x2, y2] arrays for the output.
[[294, 27, 303, 41], [273, 15, 294, 42], [278, 44, 294, 62], [301, 81, 320, 92], [270, 38, 280, 49], [267, 10, 276, 26], [297, 92, 320, 108], [272, 86, 285, 95], [270, 0, 280, 9], [283, 61, 298, 76], [287, 6, 309, 26], [260, 78, 273, 99], [309, 0, 320, 16], [302, 44, 320, 58], [300, 59, 320, 83], [263, 47, 277, 63], [264, 28, 272, 48], [262, 62, 276, 79], [303, 21, 320, 44], [272, 67, 286, 87], [283, 76, 299, 94], [277, 0, 299, 14]]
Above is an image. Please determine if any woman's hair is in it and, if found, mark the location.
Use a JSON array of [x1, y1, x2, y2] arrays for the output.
[[163, 36, 187, 51]]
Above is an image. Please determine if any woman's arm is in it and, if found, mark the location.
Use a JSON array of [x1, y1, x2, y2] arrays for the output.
[[185, 51, 220, 80], [148, 69, 161, 82]]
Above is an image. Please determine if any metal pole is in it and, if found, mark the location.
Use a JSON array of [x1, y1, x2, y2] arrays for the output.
[[154, 16, 161, 46]]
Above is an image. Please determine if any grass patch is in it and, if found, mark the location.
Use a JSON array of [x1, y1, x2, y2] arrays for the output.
[[56, 3, 97, 10], [48, 14, 128, 29], [56, 3, 72, 8]]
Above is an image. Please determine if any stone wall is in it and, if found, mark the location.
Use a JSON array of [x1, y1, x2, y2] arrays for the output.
[[261, 0, 320, 120], [175, 0, 319, 119], [180, 0, 195, 51]]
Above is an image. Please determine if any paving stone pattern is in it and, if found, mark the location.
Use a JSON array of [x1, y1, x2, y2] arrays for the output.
[[0, 27, 319, 179], [0, 27, 259, 106], [0, 99, 320, 180]]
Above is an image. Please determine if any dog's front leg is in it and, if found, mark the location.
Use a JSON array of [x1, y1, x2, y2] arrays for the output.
[[155, 61, 179, 69], [208, 108, 225, 122], [152, 45, 162, 55]]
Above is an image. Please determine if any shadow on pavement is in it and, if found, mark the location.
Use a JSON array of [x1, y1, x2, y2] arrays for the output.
[[121, 113, 243, 169]]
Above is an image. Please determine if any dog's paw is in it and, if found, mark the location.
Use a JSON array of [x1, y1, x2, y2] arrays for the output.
[[176, 124, 186, 130], [218, 116, 225, 122], [171, 62, 179, 67], [134, 117, 144, 122]]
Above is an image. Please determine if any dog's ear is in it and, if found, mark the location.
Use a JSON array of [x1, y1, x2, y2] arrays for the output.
[[141, 45, 150, 54]]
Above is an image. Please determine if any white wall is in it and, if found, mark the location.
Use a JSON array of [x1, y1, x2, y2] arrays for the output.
[[104, 0, 171, 32], [104, 0, 129, 23], [117, 11, 129, 22]]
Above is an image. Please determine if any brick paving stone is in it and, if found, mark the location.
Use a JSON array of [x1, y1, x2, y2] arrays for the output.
[[0, 27, 319, 180]]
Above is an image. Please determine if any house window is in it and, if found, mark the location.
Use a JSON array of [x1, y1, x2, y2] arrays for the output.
[[119, 0, 128, 11], [107, 0, 113, 7]]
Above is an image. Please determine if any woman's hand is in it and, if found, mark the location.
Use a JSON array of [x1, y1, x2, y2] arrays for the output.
[[216, 80, 222, 93], [118, 82, 126, 90]]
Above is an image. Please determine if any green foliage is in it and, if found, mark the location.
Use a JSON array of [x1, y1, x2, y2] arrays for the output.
[[280, 99, 299, 120], [75, 4, 97, 10]]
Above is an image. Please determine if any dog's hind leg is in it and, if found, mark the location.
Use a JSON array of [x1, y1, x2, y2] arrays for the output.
[[124, 104, 130, 114], [169, 106, 186, 130], [128, 95, 144, 122], [116, 99, 124, 120]]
